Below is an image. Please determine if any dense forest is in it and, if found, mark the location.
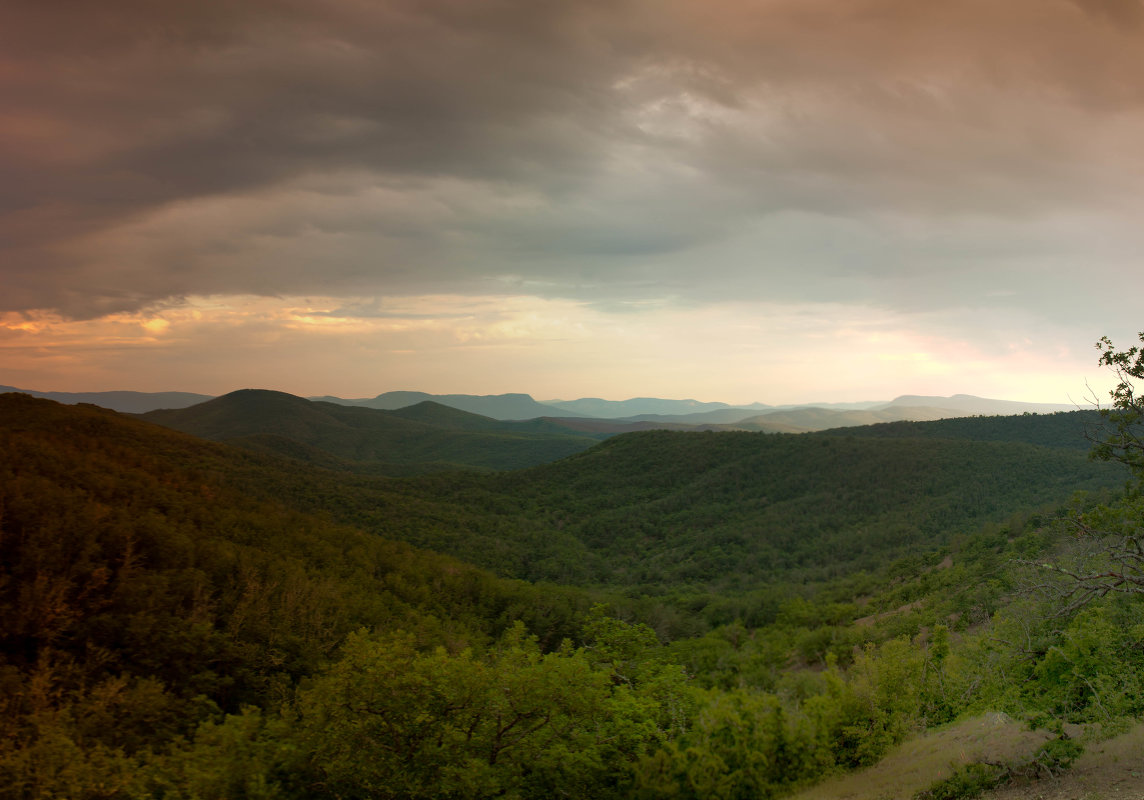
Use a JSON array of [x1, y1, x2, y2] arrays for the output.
[[2, 333, 1143, 799]]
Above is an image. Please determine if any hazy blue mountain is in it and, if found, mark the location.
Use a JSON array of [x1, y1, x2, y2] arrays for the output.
[[0, 385, 213, 413], [539, 417, 730, 435], [608, 401, 898, 424], [5, 383, 1081, 424], [312, 391, 575, 420], [384, 400, 606, 438], [734, 405, 965, 433], [616, 408, 772, 425], [548, 405, 967, 434], [768, 400, 885, 410], [878, 394, 1079, 415], [544, 397, 769, 418]]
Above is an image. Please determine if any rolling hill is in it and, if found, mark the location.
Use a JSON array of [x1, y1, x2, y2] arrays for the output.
[[461, 428, 1126, 591], [731, 404, 965, 432], [0, 384, 213, 412], [129, 392, 1128, 595], [3, 391, 1139, 800], [821, 408, 1103, 450], [138, 389, 600, 472], [0, 392, 604, 797], [880, 393, 1078, 415], [312, 390, 574, 419], [542, 397, 767, 418]]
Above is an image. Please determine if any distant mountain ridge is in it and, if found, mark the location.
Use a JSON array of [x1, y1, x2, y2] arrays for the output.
[[880, 394, 1078, 415], [540, 396, 1081, 434], [542, 397, 769, 418], [821, 408, 1102, 451], [311, 391, 576, 420], [136, 389, 600, 473], [0, 385, 212, 413], [2, 383, 1082, 424], [730, 405, 966, 433]]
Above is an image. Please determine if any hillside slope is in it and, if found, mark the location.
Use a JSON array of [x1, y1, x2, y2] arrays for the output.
[[0, 384, 213, 412], [470, 429, 1125, 589], [313, 390, 574, 419], [3, 392, 1140, 800], [139, 389, 599, 472], [0, 392, 590, 729], [132, 395, 1127, 601], [735, 404, 964, 432], [293, 422, 1124, 606], [822, 408, 1102, 450]]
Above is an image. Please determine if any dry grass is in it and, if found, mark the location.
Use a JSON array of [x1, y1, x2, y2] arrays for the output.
[[783, 716, 1144, 800], [785, 712, 1051, 800], [981, 722, 1144, 800]]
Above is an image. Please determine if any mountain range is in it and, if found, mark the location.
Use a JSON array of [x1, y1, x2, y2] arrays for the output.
[[0, 384, 214, 413], [311, 390, 574, 419], [136, 389, 602, 473], [0, 384, 1081, 426]]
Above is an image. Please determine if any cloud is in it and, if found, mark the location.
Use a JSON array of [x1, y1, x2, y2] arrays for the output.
[[1, 292, 1112, 403], [1070, 0, 1144, 26], [2, 0, 1144, 322]]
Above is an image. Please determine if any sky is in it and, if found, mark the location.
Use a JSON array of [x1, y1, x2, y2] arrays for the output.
[[2, 0, 1142, 405]]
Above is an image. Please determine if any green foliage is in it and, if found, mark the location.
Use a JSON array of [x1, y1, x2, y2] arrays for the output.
[[1030, 604, 1144, 724], [629, 629, 974, 799], [3, 385, 1141, 799], [461, 429, 1121, 599], [632, 690, 821, 800], [119, 392, 1128, 637], [913, 762, 1007, 800], [143, 709, 290, 800], [0, 394, 592, 798], [828, 409, 1102, 452], [292, 620, 690, 799], [1092, 332, 1144, 484]]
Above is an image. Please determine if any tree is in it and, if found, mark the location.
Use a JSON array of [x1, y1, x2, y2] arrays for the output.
[[293, 617, 692, 800], [1091, 332, 1144, 483], [1017, 333, 1144, 614]]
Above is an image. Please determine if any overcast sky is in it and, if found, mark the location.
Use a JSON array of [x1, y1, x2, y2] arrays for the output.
[[2, 0, 1142, 403]]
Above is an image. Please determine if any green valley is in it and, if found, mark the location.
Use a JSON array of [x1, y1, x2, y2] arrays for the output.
[[2, 335, 1143, 800]]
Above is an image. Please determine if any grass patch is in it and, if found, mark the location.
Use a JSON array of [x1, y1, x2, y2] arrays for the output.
[[785, 713, 1052, 800]]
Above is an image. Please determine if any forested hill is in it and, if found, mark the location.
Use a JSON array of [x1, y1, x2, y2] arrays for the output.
[[455, 428, 1126, 590], [4, 392, 1143, 799], [820, 408, 1102, 450], [0, 393, 686, 799], [7, 391, 1124, 627], [0, 393, 590, 693], [225, 422, 1127, 606], [137, 388, 600, 472], [129, 395, 1130, 599]]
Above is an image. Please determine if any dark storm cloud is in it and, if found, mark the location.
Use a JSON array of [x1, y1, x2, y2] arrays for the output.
[[3, 0, 1144, 317], [1, 0, 658, 314]]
